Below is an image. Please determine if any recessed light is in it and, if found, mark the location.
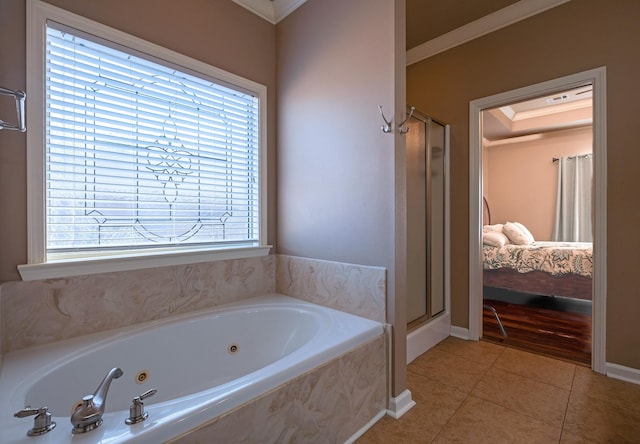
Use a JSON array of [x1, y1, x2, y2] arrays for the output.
[[546, 94, 569, 103]]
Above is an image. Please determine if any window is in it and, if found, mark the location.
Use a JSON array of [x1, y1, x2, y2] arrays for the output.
[[22, 2, 268, 280], [46, 25, 260, 253]]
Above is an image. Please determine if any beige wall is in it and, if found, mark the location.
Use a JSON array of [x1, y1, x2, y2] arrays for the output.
[[276, 0, 407, 395], [408, 0, 640, 369], [484, 126, 592, 240], [276, 0, 396, 268], [0, 0, 277, 283]]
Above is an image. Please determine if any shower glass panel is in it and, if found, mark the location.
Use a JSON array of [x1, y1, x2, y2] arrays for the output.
[[406, 109, 447, 326]]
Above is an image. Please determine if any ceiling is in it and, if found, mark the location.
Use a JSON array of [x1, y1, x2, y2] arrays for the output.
[[406, 0, 589, 141], [232, 0, 305, 23], [234, 0, 522, 29], [234, 0, 588, 140], [406, 0, 519, 49], [482, 86, 593, 141]]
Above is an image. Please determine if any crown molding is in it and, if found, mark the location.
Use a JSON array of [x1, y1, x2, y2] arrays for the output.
[[407, 0, 571, 66], [232, 0, 307, 24]]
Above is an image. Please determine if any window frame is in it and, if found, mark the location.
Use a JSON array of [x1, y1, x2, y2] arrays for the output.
[[21, 0, 269, 281]]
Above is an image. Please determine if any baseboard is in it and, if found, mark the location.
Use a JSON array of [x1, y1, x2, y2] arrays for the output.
[[407, 313, 450, 364], [386, 389, 416, 419], [605, 362, 640, 385], [450, 325, 470, 340], [344, 409, 387, 444]]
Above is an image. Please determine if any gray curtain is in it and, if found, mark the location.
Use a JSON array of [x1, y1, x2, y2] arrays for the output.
[[552, 155, 593, 242]]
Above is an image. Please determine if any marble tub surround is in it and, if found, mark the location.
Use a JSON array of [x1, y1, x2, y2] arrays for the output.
[[169, 335, 386, 444], [0, 255, 275, 353], [276, 255, 386, 323], [0, 254, 387, 354]]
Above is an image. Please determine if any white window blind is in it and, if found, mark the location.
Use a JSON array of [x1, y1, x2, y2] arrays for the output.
[[45, 23, 260, 257]]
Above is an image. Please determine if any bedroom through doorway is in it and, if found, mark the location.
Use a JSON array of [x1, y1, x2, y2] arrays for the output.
[[468, 66, 607, 374], [480, 86, 593, 364]]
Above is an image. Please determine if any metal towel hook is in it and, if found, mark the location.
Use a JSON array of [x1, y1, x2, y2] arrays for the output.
[[398, 106, 415, 134], [0, 86, 26, 132], [378, 105, 393, 133]]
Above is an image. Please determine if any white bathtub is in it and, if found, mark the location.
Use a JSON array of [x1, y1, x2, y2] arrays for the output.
[[0, 294, 384, 443]]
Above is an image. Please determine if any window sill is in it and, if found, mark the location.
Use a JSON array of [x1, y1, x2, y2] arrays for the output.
[[18, 245, 272, 281]]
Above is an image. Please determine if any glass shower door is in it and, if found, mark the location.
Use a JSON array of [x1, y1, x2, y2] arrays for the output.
[[406, 109, 447, 326]]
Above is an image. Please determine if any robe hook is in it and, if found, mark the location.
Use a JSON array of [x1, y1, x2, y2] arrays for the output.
[[398, 106, 415, 134], [0, 86, 26, 132], [378, 105, 393, 133]]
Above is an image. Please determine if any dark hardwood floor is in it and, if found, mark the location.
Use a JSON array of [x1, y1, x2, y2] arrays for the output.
[[482, 287, 592, 365]]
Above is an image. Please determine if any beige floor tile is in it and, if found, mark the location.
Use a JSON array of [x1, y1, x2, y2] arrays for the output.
[[433, 336, 505, 365], [363, 339, 640, 444], [493, 347, 576, 390], [435, 395, 561, 444], [559, 429, 598, 443], [472, 366, 570, 428], [356, 415, 428, 444], [431, 436, 457, 444], [407, 370, 469, 424], [357, 372, 467, 443], [563, 390, 640, 443], [409, 348, 491, 393], [572, 366, 640, 420]]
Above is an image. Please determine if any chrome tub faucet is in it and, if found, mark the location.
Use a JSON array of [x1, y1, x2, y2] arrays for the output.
[[70, 367, 123, 434]]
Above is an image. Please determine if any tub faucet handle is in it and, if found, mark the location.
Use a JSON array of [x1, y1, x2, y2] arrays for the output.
[[71, 367, 123, 434], [125, 389, 157, 425], [14, 405, 57, 436]]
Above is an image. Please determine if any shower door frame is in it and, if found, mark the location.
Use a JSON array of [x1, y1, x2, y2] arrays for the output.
[[406, 108, 451, 363]]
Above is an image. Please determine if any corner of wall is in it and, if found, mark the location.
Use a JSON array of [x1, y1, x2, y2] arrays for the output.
[[275, 254, 386, 323]]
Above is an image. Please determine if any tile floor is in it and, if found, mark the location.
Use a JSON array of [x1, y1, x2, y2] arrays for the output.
[[357, 337, 640, 443]]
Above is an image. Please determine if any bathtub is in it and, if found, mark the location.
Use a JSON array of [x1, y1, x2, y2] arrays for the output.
[[0, 294, 384, 443]]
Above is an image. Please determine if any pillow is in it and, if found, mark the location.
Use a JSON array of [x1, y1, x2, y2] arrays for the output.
[[513, 221, 535, 243], [482, 224, 504, 233], [482, 231, 510, 247], [503, 221, 535, 245]]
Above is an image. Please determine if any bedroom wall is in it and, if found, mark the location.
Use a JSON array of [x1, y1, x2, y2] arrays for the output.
[[484, 126, 592, 240], [0, 0, 277, 283], [407, 0, 640, 370]]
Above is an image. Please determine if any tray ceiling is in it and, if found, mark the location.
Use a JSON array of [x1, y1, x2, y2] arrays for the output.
[[483, 86, 593, 142]]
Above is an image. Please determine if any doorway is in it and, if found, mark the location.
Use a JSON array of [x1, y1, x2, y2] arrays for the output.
[[468, 68, 607, 373], [481, 87, 593, 364]]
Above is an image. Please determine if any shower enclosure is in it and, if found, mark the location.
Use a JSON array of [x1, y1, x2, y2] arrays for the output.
[[406, 108, 448, 329]]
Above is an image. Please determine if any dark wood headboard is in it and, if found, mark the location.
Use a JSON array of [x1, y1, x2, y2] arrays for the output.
[[482, 197, 491, 226]]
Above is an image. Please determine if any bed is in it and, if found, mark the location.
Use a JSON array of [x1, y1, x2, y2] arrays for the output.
[[481, 198, 593, 301]]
